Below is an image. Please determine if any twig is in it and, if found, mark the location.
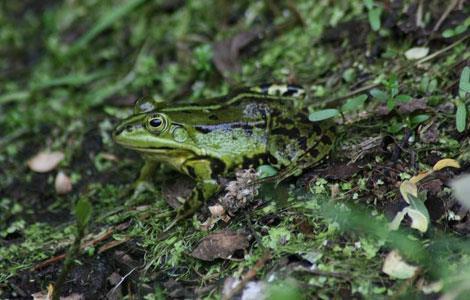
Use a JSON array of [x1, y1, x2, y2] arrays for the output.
[[34, 223, 130, 270], [416, 35, 469, 65], [432, 0, 459, 32], [52, 221, 86, 300], [325, 82, 380, 107], [106, 267, 137, 299], [222, 252, 271, 300], [416, 0, 424, 28], [98, 236, 131, 253]]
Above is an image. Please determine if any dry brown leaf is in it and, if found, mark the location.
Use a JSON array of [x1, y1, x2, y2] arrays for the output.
[[28, 151, 65, 173], [191, 231, 249, 261], [213, 28, 262, 76], [55, 171, 72, 194], [382, 250, 418, 279]]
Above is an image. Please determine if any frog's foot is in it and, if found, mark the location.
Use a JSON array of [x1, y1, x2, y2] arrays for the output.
[[120, 160, 159, 199], [119, 179, 156, 200], [131, 180, 156, 198]]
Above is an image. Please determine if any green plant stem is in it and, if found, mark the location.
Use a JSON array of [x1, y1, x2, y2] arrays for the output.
[[51, 225, 85, 300]]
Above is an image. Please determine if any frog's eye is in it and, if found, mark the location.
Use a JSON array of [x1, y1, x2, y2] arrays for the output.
[[146, 114, 168, 133], [149, 118, 162, 127]]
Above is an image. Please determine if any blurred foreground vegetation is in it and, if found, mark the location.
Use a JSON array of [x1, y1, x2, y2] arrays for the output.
[[0, 0, 469, 298]]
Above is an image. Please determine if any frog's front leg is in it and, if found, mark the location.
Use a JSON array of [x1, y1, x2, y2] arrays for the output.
[[127, 160, 159, 197], [164, 158, 221, 232]]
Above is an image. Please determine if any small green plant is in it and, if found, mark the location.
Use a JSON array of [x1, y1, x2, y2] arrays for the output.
[[369, 75, 413, 110], [442, 17, 470, 38], [363, 0, 382, 31], [456, 66, 469, 133], [52, 197, 93, 300]]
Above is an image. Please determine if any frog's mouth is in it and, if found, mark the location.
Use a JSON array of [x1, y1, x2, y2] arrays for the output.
[[114, 138, 204, 156], [115, 142, 185, 153], [123, 145, 185, 154]]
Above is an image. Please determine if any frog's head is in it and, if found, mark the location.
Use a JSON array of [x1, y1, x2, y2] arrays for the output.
[[113, 99, 203, 157]]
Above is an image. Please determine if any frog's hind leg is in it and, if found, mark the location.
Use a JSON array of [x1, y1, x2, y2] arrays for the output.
[[273, 125, 335, 185], [249, 83, 305, 99]]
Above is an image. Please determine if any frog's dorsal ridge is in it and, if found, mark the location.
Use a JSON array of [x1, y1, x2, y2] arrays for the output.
[[159, 84, 305, 113], [248, 83, 305, 98]]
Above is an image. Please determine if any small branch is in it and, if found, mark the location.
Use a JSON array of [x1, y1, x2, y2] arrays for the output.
[[106, 267, 137, 299], [51, 225, 85, 300], [416, 35, 469, 65], [34, 223, 130, 270], [325, 82, 380, 107], [415, 0, 424, 28], [432, 0, 459, 32]]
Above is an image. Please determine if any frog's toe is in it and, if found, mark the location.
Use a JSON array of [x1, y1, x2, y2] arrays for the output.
[[132, 180, 156, 195], [120, 180, 156, 199]]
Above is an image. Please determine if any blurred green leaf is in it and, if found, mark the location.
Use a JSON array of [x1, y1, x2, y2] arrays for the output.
[[456, 100, 467, 133], [342, 68, 356, 82], [459, 66, 470, 98], [308, 109, 339, 121], [442, 29, 454, 38], [342, 94, 368, 112], [257, 165, 278, 178], [395, 94, 412, 102], [0, 91, 30, 105], [410, 114, 430, 126], [368, 8, 382, 31], [428, 79, 437, 93], [32, 71, 110, 90], [370, 88, 388, 101], [363, 0, 374, 10], [70, 0, 146, 53], [267, 280, 303, 300], [75, 198, 92, 229]]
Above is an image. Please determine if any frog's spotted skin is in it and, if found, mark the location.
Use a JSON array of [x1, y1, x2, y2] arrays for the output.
[[113, 84, 334, 228], [249, 83, 306, 98]]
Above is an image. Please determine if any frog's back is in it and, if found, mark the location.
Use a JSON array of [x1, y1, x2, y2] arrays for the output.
[[161, 84, 334, 178]]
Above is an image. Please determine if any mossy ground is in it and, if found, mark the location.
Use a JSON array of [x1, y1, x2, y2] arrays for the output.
[[1, 0, 469, 299]]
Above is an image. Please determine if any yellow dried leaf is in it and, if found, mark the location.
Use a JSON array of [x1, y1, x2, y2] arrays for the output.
[[433, 159, 460, 171], [400, 181, 418, 204], [410, 171, 433, 184]]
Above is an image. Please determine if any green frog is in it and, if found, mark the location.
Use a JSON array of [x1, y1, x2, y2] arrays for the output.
[[113, 84, 335, 229]]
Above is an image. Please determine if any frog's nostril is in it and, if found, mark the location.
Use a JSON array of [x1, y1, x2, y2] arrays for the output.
[[113, 124, 130, 137]]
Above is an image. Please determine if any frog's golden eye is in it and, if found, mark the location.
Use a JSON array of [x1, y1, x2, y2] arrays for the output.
[[146, 114, 167, 132]]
